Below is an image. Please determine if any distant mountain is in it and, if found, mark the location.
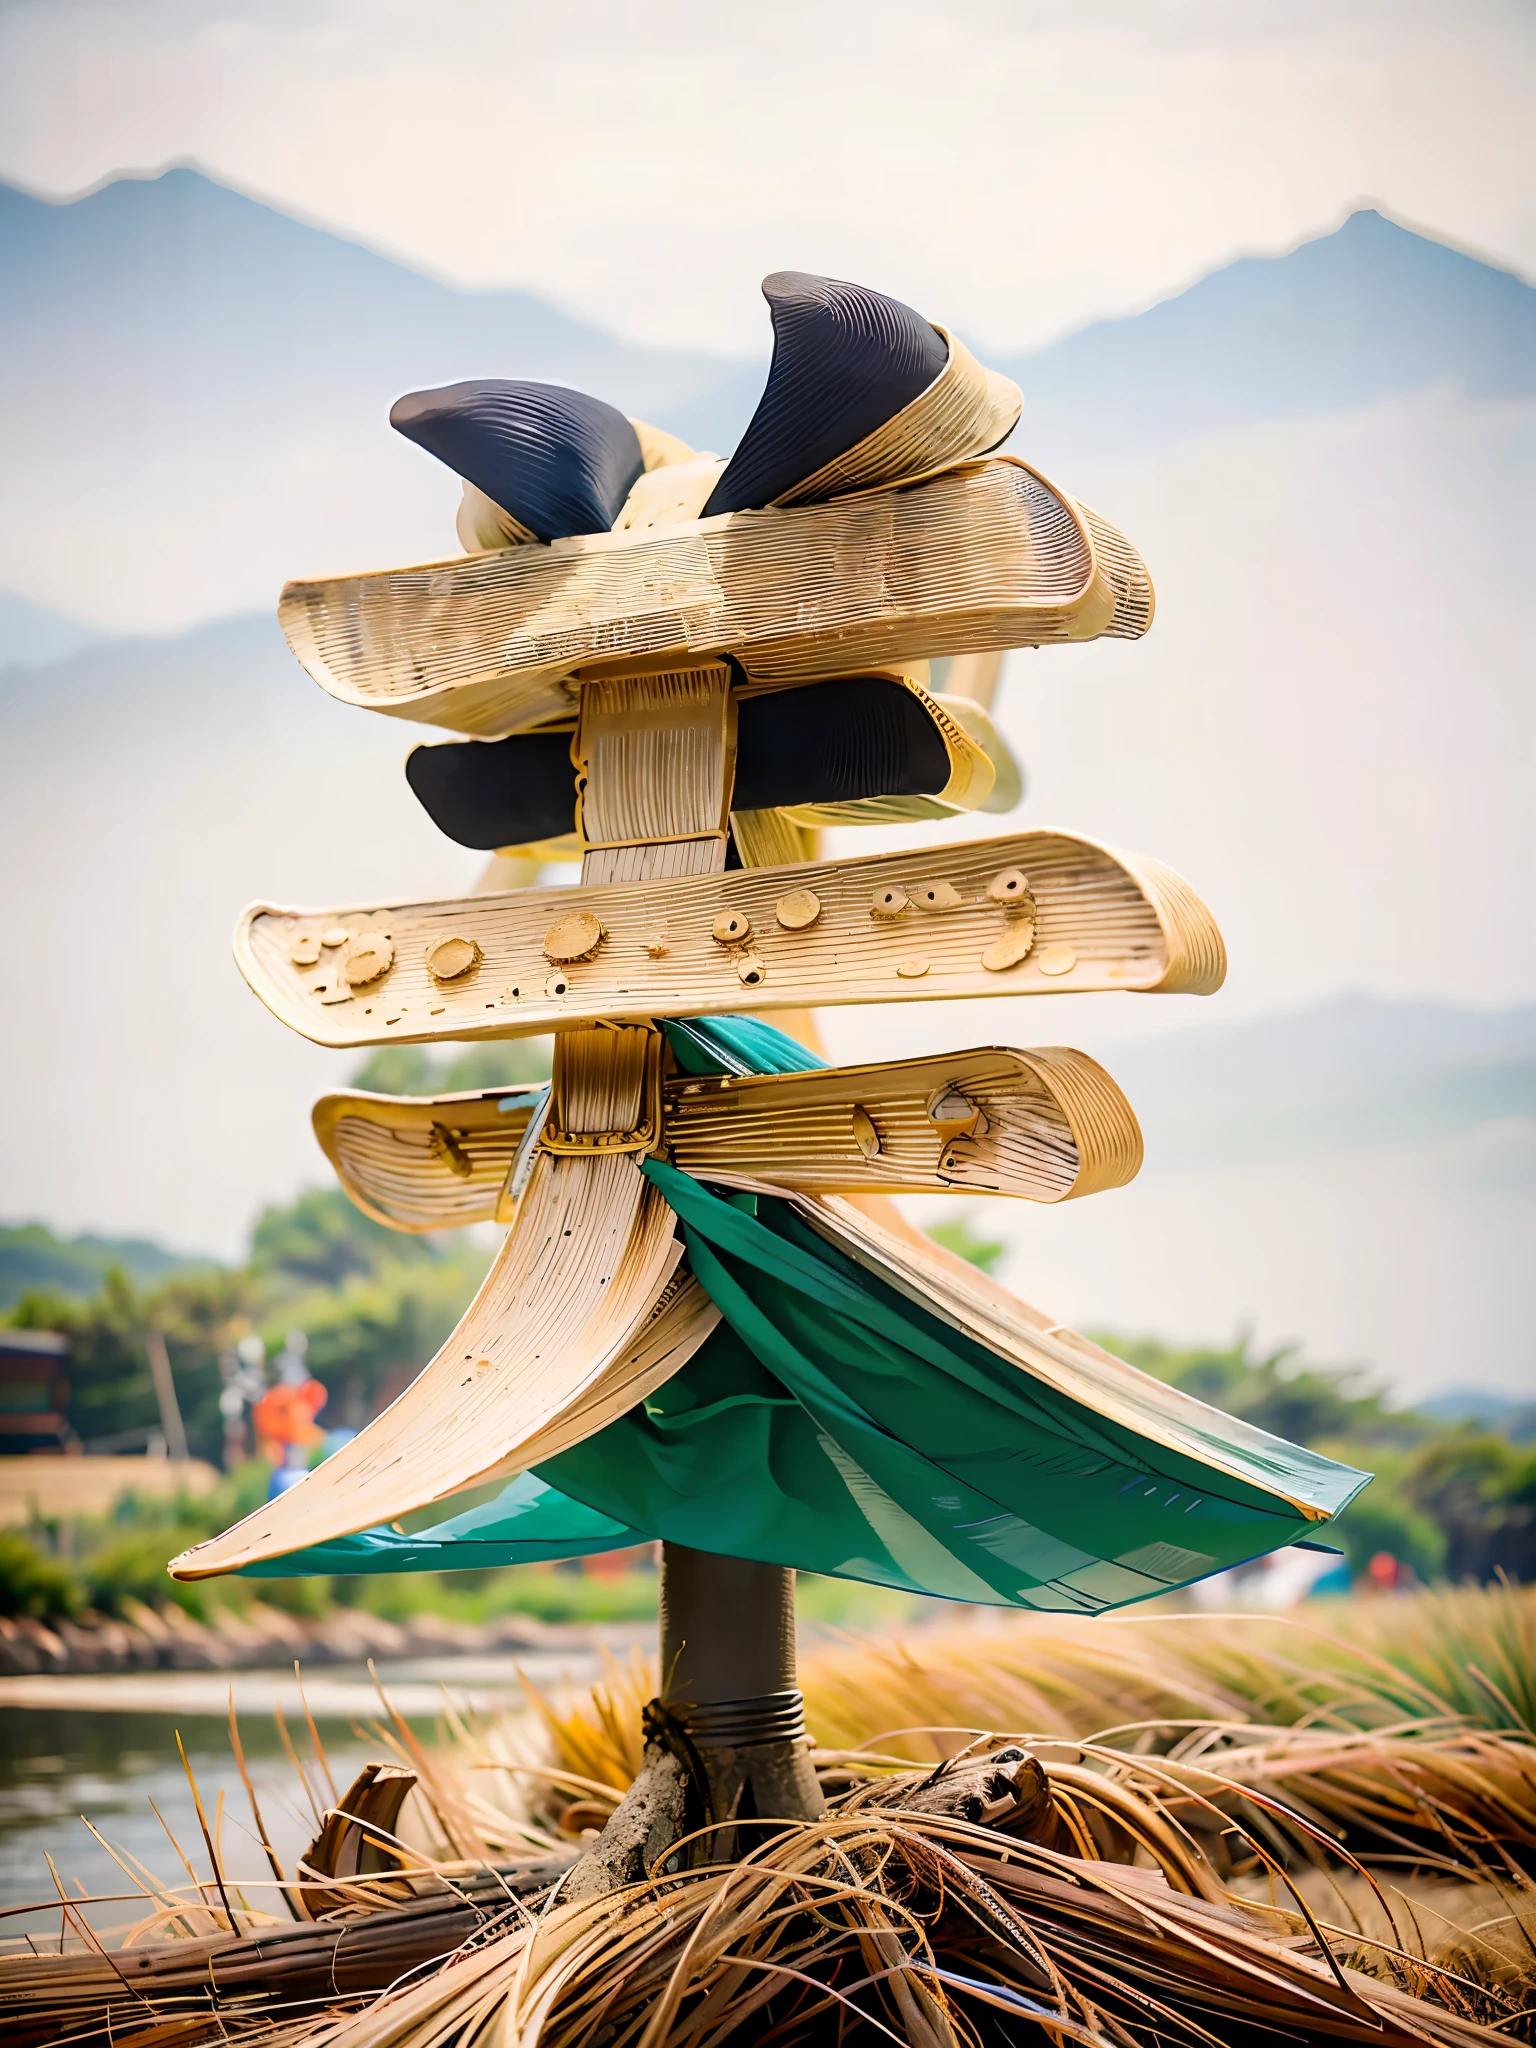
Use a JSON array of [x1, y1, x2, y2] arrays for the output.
[[1418, 1388, 1536, 1440], [0, 588, 102, 669], [1001, 209, 1536, 470], [2, 171, 1532, 630], [0, 1221, 211, 1310], [0, 166, 745, 631], [1106, 994, 1536, 1170]]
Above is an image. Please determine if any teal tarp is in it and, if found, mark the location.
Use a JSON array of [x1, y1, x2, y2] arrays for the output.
[[245, 1016, 1369, 1609]]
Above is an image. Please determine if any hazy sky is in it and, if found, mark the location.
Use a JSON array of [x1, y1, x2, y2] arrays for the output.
[[2, 0, 1531, 352]]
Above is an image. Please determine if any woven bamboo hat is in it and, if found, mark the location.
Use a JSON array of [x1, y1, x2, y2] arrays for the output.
[[702, 272, 1021, 515]]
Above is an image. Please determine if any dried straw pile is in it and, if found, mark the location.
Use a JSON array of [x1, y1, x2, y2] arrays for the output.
[[5, 1588, 1534, 2047]]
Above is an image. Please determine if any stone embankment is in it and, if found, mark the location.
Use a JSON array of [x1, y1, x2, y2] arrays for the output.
[[0, 1601, 568, 1675]]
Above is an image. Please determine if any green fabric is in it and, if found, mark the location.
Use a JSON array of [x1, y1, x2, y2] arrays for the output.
[[662, 1014, 827, 1077], [535, 1164, 1367, 1612], [244, 1016, 1370, 1609], [237, 1472, 647, 1578]]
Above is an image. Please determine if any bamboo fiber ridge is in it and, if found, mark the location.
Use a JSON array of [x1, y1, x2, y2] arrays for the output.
[[311, 1045, 1141, 1229], [235, 828, 1222, 1051], [665, 1045, 1139, 1202], [575, 663, 736, 849], [313, 1085, 543, 1231], [772, 327, 1021, 505], [276, 460, 1151, 738], [170, 1154, 716, 1577]]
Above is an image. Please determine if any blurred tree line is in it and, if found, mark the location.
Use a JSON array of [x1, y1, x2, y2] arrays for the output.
[[3, 1041, 547, 1464], [3, 1072, 1532, 1607], [1106, 1332, 1536, 1584]]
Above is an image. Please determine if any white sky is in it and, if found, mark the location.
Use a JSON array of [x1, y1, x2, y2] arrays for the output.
[[1, 0, 1532, 353]]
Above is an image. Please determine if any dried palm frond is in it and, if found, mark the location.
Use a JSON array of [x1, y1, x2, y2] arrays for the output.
[[210, 1809, 1519, 2048]]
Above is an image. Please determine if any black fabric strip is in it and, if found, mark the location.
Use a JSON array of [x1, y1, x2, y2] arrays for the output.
[[405, 731, 577, 851], [404, 680, 951, 849], [734, 678, 951, 809]]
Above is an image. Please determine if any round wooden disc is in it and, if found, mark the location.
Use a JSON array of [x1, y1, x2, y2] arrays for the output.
[[343, 932, 395, 985], [870, 887, 909, 919], [895, 957, 931, 978], [425, 934, 483, 981], [289, 932, 322, 968], [985, 867, 1033, 906], [543, 911, 605, 964], [1036, 943, 1078, 977], [735, 953, 767, 986], [713, 910, 753, 945], [774, 888, 821, 931], [913, 880, 963, 911]]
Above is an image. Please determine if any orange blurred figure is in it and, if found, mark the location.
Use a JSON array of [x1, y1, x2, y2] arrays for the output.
[[252, 1331, 326, 1466]]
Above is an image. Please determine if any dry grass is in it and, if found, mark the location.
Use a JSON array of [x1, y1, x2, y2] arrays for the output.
[[7, 1587, 1535, 2046]]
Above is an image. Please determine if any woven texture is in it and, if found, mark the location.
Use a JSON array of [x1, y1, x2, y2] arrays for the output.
[[278, 459, 1154, 739], [772, 327, 1020, 507], [309, 1044, 1142, 1230], [666, 1045, 1142, 1203], [313, 1085, 544, 1231]]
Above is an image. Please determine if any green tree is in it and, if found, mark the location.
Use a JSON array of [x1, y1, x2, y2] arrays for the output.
[[1404, 1431, 1536, 1582], [249, 1186, 434, 1288], [925, 1212, 1006, 1276], [348, 1038, 551, 1096], [1101, 1334, 1430, 1451]]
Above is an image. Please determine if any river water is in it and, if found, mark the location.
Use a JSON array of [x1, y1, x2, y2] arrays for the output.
[[0, 1651, 601, 1946]]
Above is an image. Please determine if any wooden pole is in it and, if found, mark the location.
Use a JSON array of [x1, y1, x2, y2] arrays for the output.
[[144, 1329, 189, 1464], [659, 1542, 824, 1847]]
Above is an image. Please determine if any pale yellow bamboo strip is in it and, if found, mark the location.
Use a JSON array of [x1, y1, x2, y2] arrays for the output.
[[575, 664, 735, 850], [308, 1046, 1141, 1227], [313, 1088, 540, 1231], [169, 1152, 699, 1577], [276, 459, 1151, 739], [235, 828, 1223, 1051], [665, 1047, 1138, 1201], [729, 809, 816, 867]]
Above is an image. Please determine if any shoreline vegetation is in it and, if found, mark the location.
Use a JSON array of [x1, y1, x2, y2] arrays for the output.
[[3, 1162, 1533, 1644]]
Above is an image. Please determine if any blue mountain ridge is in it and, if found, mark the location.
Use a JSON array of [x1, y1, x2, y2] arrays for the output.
[[3, 168, 1532, 474], [996, 208, 1536, 469]]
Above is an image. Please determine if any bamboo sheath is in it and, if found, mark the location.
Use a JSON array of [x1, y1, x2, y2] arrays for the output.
[[171, 1148, 717, 1577], [313, 1045, 1142, 1232], [184, 550, 1216, 1576], [277, 458, 1152, 739], [311, 1084, 545, 1231], [234, 829, 1225, 1052], [666, 1045, 1141, 1200]]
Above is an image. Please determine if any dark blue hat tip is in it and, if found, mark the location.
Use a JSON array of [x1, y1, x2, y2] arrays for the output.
[[390, 379, 644, 541], [703, 273, 948, 518]]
